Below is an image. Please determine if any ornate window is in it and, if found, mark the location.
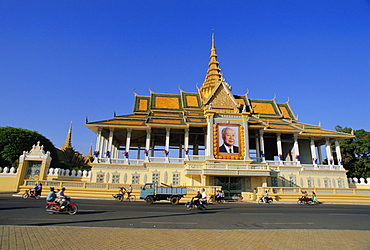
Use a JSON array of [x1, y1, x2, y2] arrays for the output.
[[337, 179, 344, 188], [324, 178, 331, 188], [172, 172, 180, 185], [112, 173, 120, 184], [307, 178, 314, 188], [96, 172, 104, 183], [152, 171, 160, 185], [132, 174, 139, 184]]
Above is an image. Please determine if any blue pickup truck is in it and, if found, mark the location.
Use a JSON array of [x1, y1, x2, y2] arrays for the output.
[[140, 183, 187, 205]]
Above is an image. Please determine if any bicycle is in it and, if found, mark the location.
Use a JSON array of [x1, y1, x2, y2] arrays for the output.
[[209, 195, 224, 204], [126, 193, 136, 202], [113, 190, 136, 202]]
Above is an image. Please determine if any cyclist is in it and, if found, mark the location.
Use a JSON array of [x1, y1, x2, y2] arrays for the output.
[[113, 187, 126, 200], [127, 185, 133, 198]]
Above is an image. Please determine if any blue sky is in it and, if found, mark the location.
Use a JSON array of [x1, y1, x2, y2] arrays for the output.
[[1, 1, 369, 155]]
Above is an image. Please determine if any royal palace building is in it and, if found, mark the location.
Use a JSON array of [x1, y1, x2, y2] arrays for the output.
[[85, 35, 353, 199]]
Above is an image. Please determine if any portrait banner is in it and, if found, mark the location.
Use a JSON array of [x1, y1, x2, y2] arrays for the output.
[[214, 124, 244, 159]]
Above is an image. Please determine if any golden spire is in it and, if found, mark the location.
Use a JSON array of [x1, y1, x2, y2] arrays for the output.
[[61, 121, 73, 150], [87, 142, 93, 157], [199, 31, 224, 100]]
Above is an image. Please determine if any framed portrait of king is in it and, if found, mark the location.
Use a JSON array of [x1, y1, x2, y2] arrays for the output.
[[215, 123, 242, 158]]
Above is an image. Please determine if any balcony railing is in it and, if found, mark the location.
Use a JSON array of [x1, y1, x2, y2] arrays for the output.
[[94, 157, 345, 172]]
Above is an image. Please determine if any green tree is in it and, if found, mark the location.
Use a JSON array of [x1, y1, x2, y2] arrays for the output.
[[335, 126, 370, 178], [0, 126, 59, 168]]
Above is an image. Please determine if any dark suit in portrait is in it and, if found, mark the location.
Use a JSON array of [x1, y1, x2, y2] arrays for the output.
[[219, 144, 239, 153]]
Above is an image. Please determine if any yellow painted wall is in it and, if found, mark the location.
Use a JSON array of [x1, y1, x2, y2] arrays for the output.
[[0, 175, 17, 192]]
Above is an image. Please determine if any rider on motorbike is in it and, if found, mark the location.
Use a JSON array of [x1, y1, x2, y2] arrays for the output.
[[46, 187, 56, 202], [191, 191, 202, 208], [57, 187, 69, 209], [33, 184, 39, 196], [200, 188, 207, 205], [301, 191, 308, 202], [262, 190, 269, 203]]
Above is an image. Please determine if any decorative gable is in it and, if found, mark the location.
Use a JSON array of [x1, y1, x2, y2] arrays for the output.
[[202, 82, 241, 113]]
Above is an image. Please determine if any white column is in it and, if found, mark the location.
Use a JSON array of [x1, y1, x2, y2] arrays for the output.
[[317, 145, 323, 164], [255, 136, 260, 160], [145, 128, 151, 162], [165, 127, 170, 151], [276, 133, 283, 163], [107, 128, 114, 157], [126, 129, 132, 153], [103, 138, 108, 157], [293, 134, 300, 164], [115, 144, 119, 158], [112, 144, 117, 158], [95, 128, 102, 152], [98, 133, 104, 158], [243, 117, 250, 160], [165, 127, 170, 162], [184, 128, 189, 160], [335, 140, 342, 165], [206, 115, 214, 159], [259, 129, 265, 162], [326, 138, 333, 165], [310, 138, 317, 165]]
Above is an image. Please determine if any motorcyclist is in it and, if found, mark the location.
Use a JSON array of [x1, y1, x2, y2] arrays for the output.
[[36, 183, 43, 196], [46, 187, 56, 202], [57, 187, 69, 209], [302, 191, 308, 202], [200, 188, 207, 205], [214, 190, 221, 203], [312, 191, 318, 204], [262, 190, 269, 203], [191, 191, 202, 208], [33, 184, 39, 196]]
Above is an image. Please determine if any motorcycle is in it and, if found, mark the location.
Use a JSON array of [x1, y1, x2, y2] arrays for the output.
[[185, 199, 208, 210], [209, 195, 225, 204], [22, 189, 40, 200], [46, 197, 78, 215], [258, 197, 273, 204], [297, 197, 313, 205]]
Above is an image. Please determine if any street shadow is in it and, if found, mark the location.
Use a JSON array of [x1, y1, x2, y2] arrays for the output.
[[30, 209, 222, 227], [75, 211, 107, 215], [0, 206, 38, 211]]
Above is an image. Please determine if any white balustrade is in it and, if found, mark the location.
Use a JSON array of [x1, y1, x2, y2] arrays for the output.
[[0, 166, 17, 175], [347, 177, 369, 186], [46, 167, 91, 179]]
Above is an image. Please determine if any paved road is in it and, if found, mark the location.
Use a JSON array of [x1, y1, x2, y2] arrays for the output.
[[1, 194, 369, 230]]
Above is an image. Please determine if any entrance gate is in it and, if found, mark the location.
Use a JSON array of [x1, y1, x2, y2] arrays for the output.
[[213, 176, 246, 200]]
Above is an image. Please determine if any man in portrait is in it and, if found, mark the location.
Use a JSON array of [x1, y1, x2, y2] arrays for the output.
[[219, 127, 239, 153]]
